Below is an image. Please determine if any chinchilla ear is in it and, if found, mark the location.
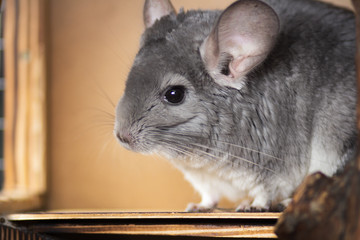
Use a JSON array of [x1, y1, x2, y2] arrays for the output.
[[143, 0, 176, 28], [200, 0, 279, 89]]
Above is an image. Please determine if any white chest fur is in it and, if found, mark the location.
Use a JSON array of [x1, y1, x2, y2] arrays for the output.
[[309, 135, 341, 176], [180, 165, 263, 207]]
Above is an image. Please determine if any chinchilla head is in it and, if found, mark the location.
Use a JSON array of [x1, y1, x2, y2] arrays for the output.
[[114, 0, 279, 162]]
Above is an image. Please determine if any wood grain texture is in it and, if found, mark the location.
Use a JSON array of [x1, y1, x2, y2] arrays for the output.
[[7, 211, 280, 221], [3, 212, 280, 238], [1, 0, 47, 213]]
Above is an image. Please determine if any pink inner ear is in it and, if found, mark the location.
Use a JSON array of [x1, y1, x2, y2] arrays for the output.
[[229, 56, 246, 78], [230, 54, 268, 79], [144, 0, 176, 28], [200, 0, 279, 89]]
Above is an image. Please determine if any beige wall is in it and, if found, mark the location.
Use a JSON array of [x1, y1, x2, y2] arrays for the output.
[[48, 0, 354, 211]]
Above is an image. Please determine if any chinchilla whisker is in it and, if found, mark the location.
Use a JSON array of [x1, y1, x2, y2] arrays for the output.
[[148, 138, 197, 159], [162, 142, 233, 167], [146, 132, 221, 160], [167, 131, 334, 167], [183, 142, 284, 180], [161, 143, 195, 158], [163, 131, 285, 163], [212, 139, 285, 162], [213, 139, 334, 167], [186, 142, 281, 177], [151, 132, 280, 177], [160, 140, 284, 181], [93, 81, 117, 109], [93, 107, 116, 118]]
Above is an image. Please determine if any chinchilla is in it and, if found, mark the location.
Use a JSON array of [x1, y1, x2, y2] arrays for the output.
[[114, 0, 357, 212]]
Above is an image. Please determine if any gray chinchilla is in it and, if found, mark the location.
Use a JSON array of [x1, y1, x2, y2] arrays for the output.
[[114, 0, 357, 212]]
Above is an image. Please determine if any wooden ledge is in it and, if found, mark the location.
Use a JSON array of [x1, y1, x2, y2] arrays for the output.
[[6, 211, 281, 220], [2, 211, 281, 239]]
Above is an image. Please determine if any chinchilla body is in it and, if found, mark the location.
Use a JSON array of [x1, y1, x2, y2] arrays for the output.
[[114, 0, 357, 211]]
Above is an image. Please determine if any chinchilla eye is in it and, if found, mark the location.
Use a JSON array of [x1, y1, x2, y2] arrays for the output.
[[163, 86, 186, 105]]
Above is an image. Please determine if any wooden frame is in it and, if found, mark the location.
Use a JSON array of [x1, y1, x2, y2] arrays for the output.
[[0, 0, 47, 213]]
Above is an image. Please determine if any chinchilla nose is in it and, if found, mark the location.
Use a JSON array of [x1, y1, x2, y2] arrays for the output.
[[115, 129, 134, 147]]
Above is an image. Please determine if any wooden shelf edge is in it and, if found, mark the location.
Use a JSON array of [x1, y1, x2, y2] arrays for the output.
[[30, 224, 277, 238], [5, 211, 281, 221], [1, 211, 280, 239]]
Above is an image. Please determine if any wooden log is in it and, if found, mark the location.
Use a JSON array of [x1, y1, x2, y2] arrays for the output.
[[275, 161, 360, 239]]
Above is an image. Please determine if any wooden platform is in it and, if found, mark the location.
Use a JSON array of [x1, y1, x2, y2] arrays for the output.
[[1, 211, 280, 239]]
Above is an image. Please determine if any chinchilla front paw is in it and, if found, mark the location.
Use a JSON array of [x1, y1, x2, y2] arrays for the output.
[[186, 202, 216, 213], [235, 205, 270, 212]]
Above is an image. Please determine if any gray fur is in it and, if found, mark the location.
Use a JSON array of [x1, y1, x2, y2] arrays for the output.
[[114, 0, 357, 212]]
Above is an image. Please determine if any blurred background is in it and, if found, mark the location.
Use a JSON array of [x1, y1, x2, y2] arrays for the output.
[[45, 0, 353, 211]]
